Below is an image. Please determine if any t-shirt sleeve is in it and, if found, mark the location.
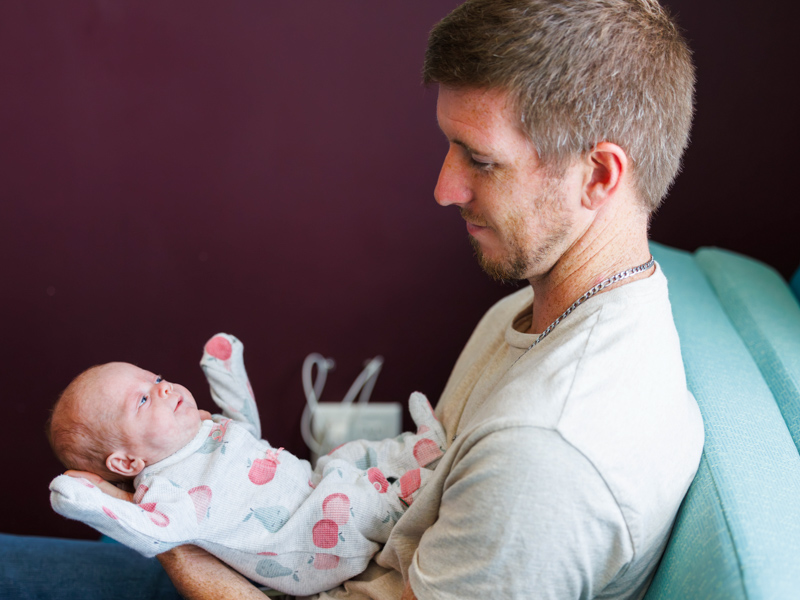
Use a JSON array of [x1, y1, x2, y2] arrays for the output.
[[408, 426, 634, 600]]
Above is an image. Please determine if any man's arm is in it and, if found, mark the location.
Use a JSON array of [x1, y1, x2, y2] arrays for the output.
[[157, 546, 266, 600], [400, 580, 417, 600], [407, 428, 632, 599]]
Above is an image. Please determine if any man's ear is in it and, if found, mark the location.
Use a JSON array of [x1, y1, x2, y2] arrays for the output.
[[581, 142, 628, 211], [106, 451, 146, 477]]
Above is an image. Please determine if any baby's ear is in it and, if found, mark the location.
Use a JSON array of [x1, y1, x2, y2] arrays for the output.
[[106, 451, 146, 478]]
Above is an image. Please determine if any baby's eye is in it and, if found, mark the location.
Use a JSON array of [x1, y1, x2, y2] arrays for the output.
[[139, 395, 148, 407], [155, 375, 163, 383]]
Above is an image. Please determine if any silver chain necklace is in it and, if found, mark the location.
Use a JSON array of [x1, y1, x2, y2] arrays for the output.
[[451, 255, 655, 444], [513, 255, 655, 365]]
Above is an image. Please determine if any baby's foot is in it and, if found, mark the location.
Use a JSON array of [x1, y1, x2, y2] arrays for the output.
[[407, 392, 446, 469], [408, 392, 446, 448]]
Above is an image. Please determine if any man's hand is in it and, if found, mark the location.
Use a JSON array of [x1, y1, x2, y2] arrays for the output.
[[401, 580, 417, 600], [64, 470, 134, 502]]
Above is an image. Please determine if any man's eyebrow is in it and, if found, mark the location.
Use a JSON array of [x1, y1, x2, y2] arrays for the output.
[[453, 139, 492, 157]]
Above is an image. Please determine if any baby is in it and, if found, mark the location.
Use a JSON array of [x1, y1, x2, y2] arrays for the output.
[[49, 333, 446, 596]]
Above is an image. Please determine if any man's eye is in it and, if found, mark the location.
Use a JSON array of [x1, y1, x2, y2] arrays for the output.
[[469, 155, 494, 171], [139, 396, 148, 407]]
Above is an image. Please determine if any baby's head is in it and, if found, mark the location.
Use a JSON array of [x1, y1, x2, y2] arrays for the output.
[[48, 362, 205, 482]]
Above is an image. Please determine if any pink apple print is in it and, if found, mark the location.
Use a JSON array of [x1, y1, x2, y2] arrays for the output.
[[133, 484, 149, 504], [322, 493, 350, 525], [188, 486, 213, 523], [209, 419, 230, 442], [312, 519, 339, 549], [413, 439, 443, 467], [400, 469, 422, 504], [249, 448, 282, 485], [205, 336, 232, 361], [140, 502, 170, 527], [102, 507, 118, 520], [249, 459, 276, 485], [367, 468, 389, 493], [313, 554, 340, 570]]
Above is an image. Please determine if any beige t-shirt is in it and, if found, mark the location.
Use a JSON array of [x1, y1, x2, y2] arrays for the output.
[[310, 266, 704, 600]]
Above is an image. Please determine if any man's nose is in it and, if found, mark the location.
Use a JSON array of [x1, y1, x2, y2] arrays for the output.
[[434, 148, 472, 207]]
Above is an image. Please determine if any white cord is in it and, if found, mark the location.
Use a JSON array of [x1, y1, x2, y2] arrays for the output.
[[341, 356, 384, 406], [300, 354, 335, 456], [300, 354, 384, 456]]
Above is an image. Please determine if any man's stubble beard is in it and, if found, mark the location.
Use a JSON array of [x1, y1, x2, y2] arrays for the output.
[[469, 180, 573, 284]]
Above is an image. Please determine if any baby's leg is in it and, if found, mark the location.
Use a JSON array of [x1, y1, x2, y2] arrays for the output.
[[239, 458, 426, 596], [315, 392, 446, 482]]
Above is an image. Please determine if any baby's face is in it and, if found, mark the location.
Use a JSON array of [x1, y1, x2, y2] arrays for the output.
[[91, 362, 204, 467]]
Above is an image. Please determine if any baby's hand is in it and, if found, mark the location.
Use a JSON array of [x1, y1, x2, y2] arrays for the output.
[[50, 471, 189, 557], [200, 333, 260, 437], [63, 470, 134, 502]]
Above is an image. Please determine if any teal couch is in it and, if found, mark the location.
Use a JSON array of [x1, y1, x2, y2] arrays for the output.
[[644, 243, 800, 599]]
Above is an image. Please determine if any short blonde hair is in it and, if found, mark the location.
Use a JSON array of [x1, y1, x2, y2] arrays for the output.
[[46, 365, 130, 483], [423, 0, 695, 211]]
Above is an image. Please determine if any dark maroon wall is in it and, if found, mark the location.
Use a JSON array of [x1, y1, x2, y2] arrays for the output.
[[1, 1, 797, 540], [649, 1, 800, 271]]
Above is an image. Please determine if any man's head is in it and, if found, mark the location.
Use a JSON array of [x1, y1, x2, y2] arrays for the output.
[[434, 86, 584, 282], [424, 0, 695, 213], [48, 363, 204, 481]]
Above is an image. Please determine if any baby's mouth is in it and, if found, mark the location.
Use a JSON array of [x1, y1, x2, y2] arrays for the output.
[[174, 396, 183, 412]]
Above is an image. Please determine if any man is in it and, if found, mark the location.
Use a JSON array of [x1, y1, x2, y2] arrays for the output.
[[150, 1, 703, 598], [40, 1, 704, 598]]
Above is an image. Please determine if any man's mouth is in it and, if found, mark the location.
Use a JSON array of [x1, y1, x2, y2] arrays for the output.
[[459, 208, 489, 233], [466, 221, 488, 236]]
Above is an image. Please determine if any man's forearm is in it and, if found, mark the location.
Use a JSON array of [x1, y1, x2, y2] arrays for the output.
[[157, 545, 265, 600], [400, 580, 417, 600]]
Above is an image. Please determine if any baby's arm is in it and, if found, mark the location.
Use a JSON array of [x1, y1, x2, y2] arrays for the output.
[[49, 473, 202, 558], [315, 392, 446, 482], [200, 333, 261, 438]]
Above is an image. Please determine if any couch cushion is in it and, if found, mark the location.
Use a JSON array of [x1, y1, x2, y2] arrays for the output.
[[644, 243, 800, 600], [695, 247, 800, 452]]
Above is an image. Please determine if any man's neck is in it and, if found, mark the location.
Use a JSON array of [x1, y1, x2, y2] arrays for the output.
[[527, 207, 652, 334]]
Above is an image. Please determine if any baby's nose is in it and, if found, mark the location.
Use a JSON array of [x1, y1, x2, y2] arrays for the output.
[[157, 380, 173, 397]]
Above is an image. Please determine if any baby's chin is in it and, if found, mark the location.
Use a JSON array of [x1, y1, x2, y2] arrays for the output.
[[148, 420, 206, 465], [198, 409, 213, 421]]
